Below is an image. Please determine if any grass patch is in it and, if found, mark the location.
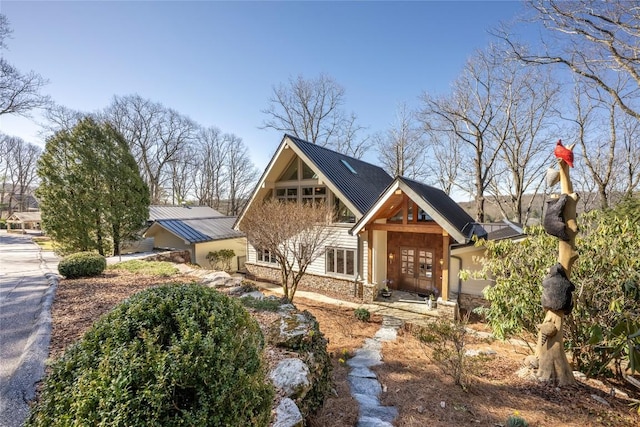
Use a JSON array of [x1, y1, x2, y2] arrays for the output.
[[107, 260, 178, 277], [32, 237, 54, 251]]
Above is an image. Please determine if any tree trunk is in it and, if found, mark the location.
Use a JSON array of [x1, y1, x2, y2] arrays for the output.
[[536, 159, 577, 386]]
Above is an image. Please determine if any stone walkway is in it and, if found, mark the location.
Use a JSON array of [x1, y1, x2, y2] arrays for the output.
[[347, 316, 402, 427]]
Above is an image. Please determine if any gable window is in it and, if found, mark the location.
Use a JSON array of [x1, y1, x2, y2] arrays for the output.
[[302, 186, 326, 204], [334, 197, 355, 223], [326, 247, 355, 276], [276, 188, 298, 202], [257, 248, 277, 264]]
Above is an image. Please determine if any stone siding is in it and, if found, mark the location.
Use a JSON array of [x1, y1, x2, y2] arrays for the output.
[[246, 263, 373, 301]]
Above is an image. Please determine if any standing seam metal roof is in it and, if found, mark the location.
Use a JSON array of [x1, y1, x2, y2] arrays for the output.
[[285, 135, 393, 214], [400, 177, 487, 240], [153, 217, 244, 244]]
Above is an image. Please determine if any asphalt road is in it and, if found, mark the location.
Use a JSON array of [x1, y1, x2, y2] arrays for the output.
[[0, 231, 58, 427]]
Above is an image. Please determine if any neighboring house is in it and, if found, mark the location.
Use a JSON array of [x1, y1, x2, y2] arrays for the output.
[[6, 211, 41, 233], [0, 184, 39, 218], [234, 134, 488, 314], [143, 205, 246, 272]]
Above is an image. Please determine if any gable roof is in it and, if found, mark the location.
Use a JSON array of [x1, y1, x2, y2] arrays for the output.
[[286, 135, 393, 214], [145, 216, 244, 244], [149, 205, 222, 221], [7, 211, 42, 223], [351, 176, 487, 244], [235, 134, 393, 229]]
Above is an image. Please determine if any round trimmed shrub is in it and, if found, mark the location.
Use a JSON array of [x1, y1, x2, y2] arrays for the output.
[[57, 251, 106, 278], [27, 284, 274, 427]]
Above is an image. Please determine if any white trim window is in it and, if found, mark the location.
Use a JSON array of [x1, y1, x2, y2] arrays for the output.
[[326, 247, 355, 276], [257, 248, 277, 264]]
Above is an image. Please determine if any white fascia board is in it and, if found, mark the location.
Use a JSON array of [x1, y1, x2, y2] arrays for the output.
[[233, 135, 290, 230]]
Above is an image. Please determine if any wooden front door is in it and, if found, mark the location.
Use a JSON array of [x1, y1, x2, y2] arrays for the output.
[[400, 247, 434, 293]]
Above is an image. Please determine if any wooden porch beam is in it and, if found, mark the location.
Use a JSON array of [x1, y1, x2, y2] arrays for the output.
[[367, 229, 373, 284], [369, 223, 443, 234]]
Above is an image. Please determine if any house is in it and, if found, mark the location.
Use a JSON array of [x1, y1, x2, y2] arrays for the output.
[[235, 134, 488, 315], [143, 205, 246, 272], [6, 211, 41, 233]]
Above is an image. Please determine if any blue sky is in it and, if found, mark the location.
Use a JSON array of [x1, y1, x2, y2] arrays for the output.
[[1, 1, 529, 171]]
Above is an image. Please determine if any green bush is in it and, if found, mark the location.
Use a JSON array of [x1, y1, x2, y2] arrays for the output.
[[57, 251, 106, 279], [26, 284, 274, 427], [506, 414, 529, 427], [354, 307, 371, 322]]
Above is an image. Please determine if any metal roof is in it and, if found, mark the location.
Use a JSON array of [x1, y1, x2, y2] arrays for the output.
[[401, 177, 487, 241], [149, 205, 223, 221], [150, 217, 244, 244], [286, 135, 393, 214]]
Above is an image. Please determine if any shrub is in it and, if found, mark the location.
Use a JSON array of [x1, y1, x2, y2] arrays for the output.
[[26, 284, 274, 427], [354, 307, 371, 322], [415, 316, 481, 391], [506, 413, 529, 427], [57, 251, 106, 279], [206, 249, 236, 271], [241, 296, 282, 312]]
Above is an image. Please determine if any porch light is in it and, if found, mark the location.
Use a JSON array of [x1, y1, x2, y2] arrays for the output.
[[388, 252, 394, 263], [439, 258, 444, 266]]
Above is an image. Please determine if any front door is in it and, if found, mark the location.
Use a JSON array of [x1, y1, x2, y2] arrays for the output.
[[400, 247, 434, 293]]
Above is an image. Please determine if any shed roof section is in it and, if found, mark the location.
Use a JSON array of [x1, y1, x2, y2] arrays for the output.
[[286, 135, 393, 214], [149, 205, 222, 221], [147, 217, 244, 244]]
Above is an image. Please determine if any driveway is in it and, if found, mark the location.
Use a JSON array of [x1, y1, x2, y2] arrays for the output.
[[0, 231, 59, 427]]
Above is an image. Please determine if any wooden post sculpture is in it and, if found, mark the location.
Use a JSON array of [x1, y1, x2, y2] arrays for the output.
[[537, 140, 578, 386]]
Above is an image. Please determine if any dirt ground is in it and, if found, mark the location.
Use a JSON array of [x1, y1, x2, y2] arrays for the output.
[[48, 270, 640, 427]]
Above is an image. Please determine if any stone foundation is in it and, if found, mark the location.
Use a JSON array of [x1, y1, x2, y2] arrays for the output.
[[455, 293, 490, 315], [246, 263, 372, 302]]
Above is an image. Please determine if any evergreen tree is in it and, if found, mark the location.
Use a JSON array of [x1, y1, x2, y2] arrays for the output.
[[36, 117, 149, 256]]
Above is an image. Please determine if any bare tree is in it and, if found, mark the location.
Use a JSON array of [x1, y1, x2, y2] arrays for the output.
[[505, 1, 640, 121], [419, 46, 510, 222], [488, 64, 560, 224], [192, 127, 228, 210], [238, 199, 336, 301], [423, 130, 468, 197], [375, 103, 427, 180], [0, 134, 41, 215], [261, 73, 369, 158], [105, 95, 197, 204], [225, 134, 258, 216], [0, 14, 50, 117]]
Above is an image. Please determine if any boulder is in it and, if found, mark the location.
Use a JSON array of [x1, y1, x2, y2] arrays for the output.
[[273, 398, 303, 427], [269, 358, 312, 399]]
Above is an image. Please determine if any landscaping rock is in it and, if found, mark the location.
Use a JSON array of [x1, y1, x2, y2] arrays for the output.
[[273, 398, 303, 427], [270, 358, 312, 399]]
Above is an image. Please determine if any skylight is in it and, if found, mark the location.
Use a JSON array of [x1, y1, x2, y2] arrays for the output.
[[340, 159, 357, 174]]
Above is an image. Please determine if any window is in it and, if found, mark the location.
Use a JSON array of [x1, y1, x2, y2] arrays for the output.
[[334, 197, 355, 223], [257, 248, 277, 264], [276, 187, 298, 202], [301, 186, 326, 205], [326, 247, 355, 276]]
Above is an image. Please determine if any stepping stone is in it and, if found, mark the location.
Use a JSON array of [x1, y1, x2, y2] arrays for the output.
[[348, 376, 382, 395]]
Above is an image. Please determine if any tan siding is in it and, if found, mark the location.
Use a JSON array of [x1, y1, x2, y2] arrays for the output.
[[194, 237, 247, 272]]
